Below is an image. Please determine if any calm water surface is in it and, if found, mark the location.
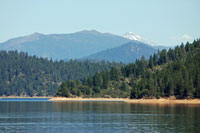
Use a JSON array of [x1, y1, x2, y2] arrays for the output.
[[0, 98, 199, 133]]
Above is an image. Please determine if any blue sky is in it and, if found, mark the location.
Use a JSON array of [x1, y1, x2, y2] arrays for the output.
[[0, 0, 199, 46]]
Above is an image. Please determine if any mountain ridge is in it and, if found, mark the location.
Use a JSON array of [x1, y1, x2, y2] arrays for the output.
[[0, 30, 168, 63], [84, 41, 157, 63], [0, 30, 131, 60]]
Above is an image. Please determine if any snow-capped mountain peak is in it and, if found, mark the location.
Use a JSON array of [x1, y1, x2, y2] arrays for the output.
[[123, 32, 154, 46], [123, 32, 144, 41]]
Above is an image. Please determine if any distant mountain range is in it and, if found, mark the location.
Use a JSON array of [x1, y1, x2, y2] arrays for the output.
[[0, 30, 130, 60], [85, 41, 157, 63], [0, 30, 169, 63]]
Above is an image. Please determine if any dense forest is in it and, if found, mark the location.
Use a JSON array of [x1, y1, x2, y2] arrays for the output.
[[0, 51, 122, 96], [56, 39, 200, 99]]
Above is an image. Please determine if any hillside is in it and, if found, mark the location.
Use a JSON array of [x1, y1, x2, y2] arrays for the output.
[[85, 41, 157, 63], [0, 51, 123, 96], [0, 30, 130, 60], [56, 39, 200, 99]]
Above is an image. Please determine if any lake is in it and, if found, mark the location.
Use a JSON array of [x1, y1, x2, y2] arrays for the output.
[[0, 98, 199, 133]]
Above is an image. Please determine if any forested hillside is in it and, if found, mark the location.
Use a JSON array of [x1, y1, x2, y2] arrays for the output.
[[0, 51, 122, 96], [85, 41, 157, 63], [57, 39, 200, 99]]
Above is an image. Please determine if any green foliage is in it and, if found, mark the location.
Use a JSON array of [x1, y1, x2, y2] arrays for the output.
[[130, 87, 138, 99], [120, 81, 129, 91], [0, 51, 123, 96]]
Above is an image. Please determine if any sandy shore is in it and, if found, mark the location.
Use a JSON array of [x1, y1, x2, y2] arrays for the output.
[[49, 97, 125, 102], [125, 98, 200, 104], [49, 97, 200, 104]]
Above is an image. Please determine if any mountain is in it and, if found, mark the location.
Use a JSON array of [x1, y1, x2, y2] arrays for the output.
[[123, 32, 153, 45], [154, 45, 173, 50], [84, 41, 157, 63], [123, 32, 145, 41], [123, 32, 171, 50], [0, 30, 130, 60]]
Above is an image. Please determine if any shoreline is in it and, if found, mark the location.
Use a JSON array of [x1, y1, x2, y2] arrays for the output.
[[49, 97, 200, 104], [0, 96, 52, 98], [49, 97, 125, 102], [1, 96, 200, 104]]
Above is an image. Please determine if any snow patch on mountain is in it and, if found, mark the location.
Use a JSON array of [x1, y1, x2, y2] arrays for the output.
[[123, 32, 154, 46]]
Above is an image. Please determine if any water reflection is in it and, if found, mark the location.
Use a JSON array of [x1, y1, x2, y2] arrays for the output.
[[0, 101, 199, 132]]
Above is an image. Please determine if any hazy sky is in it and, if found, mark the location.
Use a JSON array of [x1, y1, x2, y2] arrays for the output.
[[0, 0, 199, 46]]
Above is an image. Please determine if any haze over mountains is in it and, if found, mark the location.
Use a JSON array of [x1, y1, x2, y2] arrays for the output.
[[0, 30, 165, 63]]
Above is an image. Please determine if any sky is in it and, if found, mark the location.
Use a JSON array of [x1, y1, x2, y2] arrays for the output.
[[0, 0, 199, 46]]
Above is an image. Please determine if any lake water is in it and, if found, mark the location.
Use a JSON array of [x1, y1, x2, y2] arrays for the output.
[[0, 98, 199, 133]]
